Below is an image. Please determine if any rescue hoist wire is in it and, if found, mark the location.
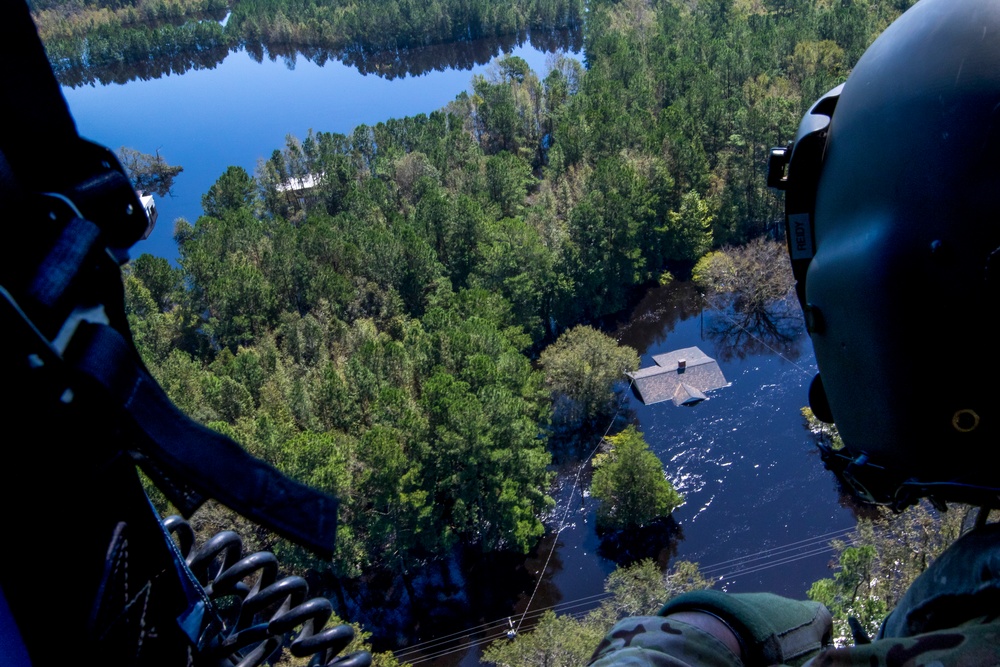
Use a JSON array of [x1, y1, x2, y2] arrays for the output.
[[513, 376, 635, 636]]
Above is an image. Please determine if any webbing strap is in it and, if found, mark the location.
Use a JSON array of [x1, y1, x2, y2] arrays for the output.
[[67, 322, 339, 559]]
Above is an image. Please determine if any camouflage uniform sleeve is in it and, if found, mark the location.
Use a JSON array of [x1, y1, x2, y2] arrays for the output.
[[588, 616, 744, 667], [590, 616, 1000, 666], [801, 617, 1000, 667]]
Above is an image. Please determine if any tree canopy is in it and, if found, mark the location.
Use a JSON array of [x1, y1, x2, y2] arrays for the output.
[[807, 502, 971, 643], [484, 559, 712, 667], [591, 426, 684, 531], [539, 326, 639, 428]]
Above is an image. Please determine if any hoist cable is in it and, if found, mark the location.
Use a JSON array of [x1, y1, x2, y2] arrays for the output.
[[513, 377, 636, 635]]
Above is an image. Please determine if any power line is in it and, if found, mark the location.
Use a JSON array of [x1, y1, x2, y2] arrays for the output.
[[393, 592, 617, 661], [715, 544, 841, 580], [391, 526, 859, 663], [698, 527, 854, 575], [405, 630, 509, 665]]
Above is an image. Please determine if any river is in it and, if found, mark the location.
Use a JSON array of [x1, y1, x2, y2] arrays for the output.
[[57, 31, 857, 666]]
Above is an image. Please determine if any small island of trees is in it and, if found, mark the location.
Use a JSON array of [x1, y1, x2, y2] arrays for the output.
[[592, 426, 684, 531]]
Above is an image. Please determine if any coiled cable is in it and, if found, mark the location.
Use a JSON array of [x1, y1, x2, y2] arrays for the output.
[[163, 516, 372, 667]]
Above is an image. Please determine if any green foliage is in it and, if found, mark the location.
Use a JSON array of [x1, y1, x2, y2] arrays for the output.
[[539, 325, 639, 427], [692, 238, 793, 315], [591, 426, 683, 531], [567, 156, 656, 317], [129, 253, 183, 312], [473, 55, 545, 161], [202, 165, 257, 217], [661, 190, 714, 263], [789, 40, 847, 108], [484, 559, 712, 667], [602, 558, 668, 618], [801, 407, 844, 451], [483, 610, 605, 667], [469, 216, 556, 342], [485, 152, 533, 217], [807, 503, 969, 644], [662, 559, 715, 600]]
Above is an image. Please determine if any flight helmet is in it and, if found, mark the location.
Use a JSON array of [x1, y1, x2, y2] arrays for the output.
[[769, 0, 1000, 509]]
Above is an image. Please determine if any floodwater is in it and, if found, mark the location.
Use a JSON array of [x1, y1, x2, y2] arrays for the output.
[[395, 282, 858, 666]]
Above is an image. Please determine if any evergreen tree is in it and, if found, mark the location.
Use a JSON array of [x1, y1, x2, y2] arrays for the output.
[[591, 426, 683, 531]]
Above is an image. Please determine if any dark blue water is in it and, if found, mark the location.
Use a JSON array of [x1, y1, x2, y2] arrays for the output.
[[542, 284, 855, 606], [61, 40, 573, 262]]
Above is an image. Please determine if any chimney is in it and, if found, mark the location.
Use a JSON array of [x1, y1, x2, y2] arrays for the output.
[[678, 359, 686, 371]]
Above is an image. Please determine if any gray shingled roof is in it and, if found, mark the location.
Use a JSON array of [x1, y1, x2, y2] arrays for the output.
[[673, 383, 707, 406], [626, 346, 727, 406]]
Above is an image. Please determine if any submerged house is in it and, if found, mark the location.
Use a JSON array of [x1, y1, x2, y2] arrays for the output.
[[627, 346, 728, 406]]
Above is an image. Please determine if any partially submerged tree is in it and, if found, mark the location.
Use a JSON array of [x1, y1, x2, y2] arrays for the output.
[[116, 146, 183, 197], [539, 325, 639, 429], [591, 426, 683, 531], [692, 238, 800, 347], [692, 238, 793, 315]]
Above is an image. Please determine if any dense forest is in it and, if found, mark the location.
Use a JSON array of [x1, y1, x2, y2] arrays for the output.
[[35, 0, 932, 658]]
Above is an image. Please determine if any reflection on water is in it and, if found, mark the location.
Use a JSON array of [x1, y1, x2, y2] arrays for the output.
[[702, 294, 806, 363], [601, 280, 705, 354], [56, 45, 233, 88], [596, 517, 683, 569], [54, 26, 582, 88], [264, 28, 584, 80]]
